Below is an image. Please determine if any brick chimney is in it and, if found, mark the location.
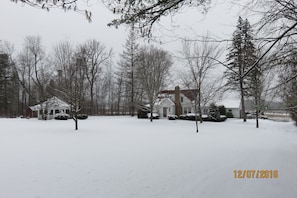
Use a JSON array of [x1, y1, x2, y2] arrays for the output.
[[175, 86, 182, 116]]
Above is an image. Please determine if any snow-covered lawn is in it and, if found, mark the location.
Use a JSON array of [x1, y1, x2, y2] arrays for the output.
[[0, 117, 296, 198]]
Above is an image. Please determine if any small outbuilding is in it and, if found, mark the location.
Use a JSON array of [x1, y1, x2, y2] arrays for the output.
[[27, 96, 71, 120]]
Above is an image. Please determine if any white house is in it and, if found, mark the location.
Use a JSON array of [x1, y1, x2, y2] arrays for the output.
[[153, 86, 199, 118], [28, 96, 71, 120], [217, 99, 241, 118], [154, 86, 244, 119]]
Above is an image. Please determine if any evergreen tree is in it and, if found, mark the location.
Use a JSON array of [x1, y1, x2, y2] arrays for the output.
[[117, 26, 140, 116], [226, 17, 257, 122], [0, 53, 20, 117]]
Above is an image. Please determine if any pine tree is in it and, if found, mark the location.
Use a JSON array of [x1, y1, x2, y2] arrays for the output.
[[117, 26, 140, 116], [0, 53, 20, 117], [243, 19, 263, 128], [226, 17, 258, 122]]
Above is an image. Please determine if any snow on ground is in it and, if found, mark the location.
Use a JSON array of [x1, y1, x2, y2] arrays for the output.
[[0, 117, 296, 198]]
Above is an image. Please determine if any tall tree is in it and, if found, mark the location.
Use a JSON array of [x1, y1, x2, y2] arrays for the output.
[[17, 36, 51, 119], [225, 17, 257, 122], [70, 52, 87, 130], [117, 26, 140, 116], [0, 44, 20, 117], [137, 46, 172, 122], [279, 48, 297, 126], [52, 40, 86, 130], [239, 0, 297, 80], [245, 50, 266, 128], [180, 37, 222, 132], [80, 39, 112, 115]]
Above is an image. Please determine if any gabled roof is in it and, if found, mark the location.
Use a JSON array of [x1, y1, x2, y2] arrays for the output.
[[217, 99, 241, 109], [160, 89, 199, 101], [30, 96, 70, 111], [155, 97, 175, 106]]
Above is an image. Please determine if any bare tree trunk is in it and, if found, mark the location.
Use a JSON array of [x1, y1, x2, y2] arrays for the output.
[[90, 83, 94, 115], [240, 79, 247, 122], [195, 100, 199, 133]]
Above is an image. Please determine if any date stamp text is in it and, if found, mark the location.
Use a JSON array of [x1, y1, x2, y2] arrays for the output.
[[233, 170, 278, 179]]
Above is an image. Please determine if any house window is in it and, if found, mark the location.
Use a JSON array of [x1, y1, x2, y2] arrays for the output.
[[184, 107, 191, 114], [203, 108, 208, 115], [181, 97, 183, 103], [168, 107, 171, 112]]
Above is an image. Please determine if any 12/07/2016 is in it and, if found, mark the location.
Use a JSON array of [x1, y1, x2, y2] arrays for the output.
[[234, 170, 278, 179]]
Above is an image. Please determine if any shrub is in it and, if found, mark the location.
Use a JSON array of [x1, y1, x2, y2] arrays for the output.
[[226, 111, 234, 118]]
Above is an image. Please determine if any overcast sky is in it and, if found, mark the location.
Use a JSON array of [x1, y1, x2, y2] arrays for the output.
[[0, 0, 248, 58]]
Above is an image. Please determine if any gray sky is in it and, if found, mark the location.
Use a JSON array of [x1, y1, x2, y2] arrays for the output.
[[0, 0, 246, 58]]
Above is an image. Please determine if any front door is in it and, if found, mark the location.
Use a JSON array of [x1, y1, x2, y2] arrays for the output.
[[163, 107, 167, 118]]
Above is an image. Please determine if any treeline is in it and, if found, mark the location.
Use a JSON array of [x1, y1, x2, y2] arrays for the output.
[[0, 16, 296, 127], [0, 30, 172, 117]]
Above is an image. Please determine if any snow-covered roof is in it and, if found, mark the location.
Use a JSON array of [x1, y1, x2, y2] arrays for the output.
[[159, 89, 199, 101], [217, 99, 241, 109], [154, 97, 175, 106], [29, 96, 70, 111]]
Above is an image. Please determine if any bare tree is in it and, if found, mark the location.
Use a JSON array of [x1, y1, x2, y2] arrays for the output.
[[52, 40, 86, 130], [137, 46, 172, 122], [278, 48, 297, 126], [242, 0, 297, 125], [80, 39, 112, 115], [180, 37, 222, 132], [17, 36, 51, 119], [70, 53, 87, 130], [117, 26, 140, 116]]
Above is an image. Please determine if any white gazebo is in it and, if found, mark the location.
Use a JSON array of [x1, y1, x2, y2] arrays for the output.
[[29, 96, 71, 120]]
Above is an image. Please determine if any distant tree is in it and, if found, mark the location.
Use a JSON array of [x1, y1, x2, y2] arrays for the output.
[[218, 105, 226, 116], [114, 66, 125, 114], [80, 39, 112, 115], [100, 59, 116, 115], [137, 46, 172, 122], [52, 40, 86, 130], [209, 103, 220, 121], [117, 26, 140, 116], [279, 48, 297, 126], [68, 52, 87, 130], [51, 40, 74, 94], [225, 17, 257, 122], [250, 0, 297, 127], [239, 0, 297, 79], [0, 44, 20, 117], [180, 37, 222, 132], [246, 51, 265, 128], [17, 36, 51, 119]]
